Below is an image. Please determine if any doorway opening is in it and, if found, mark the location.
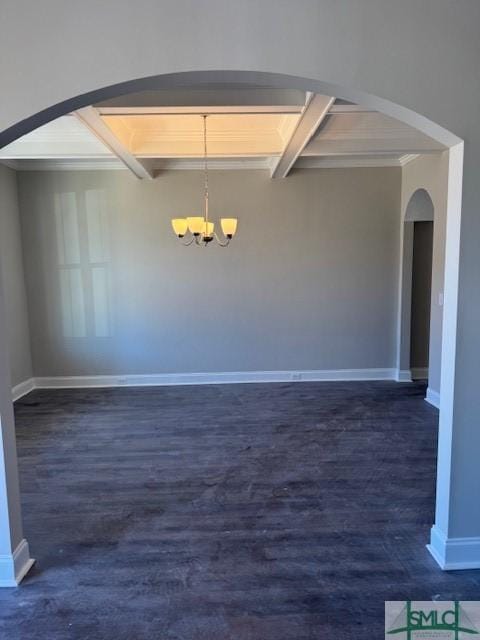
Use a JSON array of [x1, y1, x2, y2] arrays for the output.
[[410, 220, 433, 381], [0, 70, 467, 588]]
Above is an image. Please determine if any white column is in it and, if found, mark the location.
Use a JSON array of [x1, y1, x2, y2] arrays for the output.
[[0, 268, 33, 587], [427, 143, 480, 569]]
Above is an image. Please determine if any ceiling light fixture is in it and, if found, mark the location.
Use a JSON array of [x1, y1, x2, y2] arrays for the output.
[[171, 115, 238, 247]]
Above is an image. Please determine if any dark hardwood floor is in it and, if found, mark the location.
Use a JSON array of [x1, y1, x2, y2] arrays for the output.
[[1, 381, 479, 639]]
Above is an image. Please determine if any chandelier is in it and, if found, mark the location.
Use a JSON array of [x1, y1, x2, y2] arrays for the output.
[[171, 115, 238, 247]]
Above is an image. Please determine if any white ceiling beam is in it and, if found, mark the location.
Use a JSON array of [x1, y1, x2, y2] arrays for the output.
[[96, 88, 306, 110], [270, 93, 335, 178], [328, 104, 376, 114], [74, 107, 154, 179], [97, 105, 303, 116]]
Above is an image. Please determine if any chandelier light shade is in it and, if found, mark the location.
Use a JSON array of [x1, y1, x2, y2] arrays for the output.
[[171, 218, 189, 236], [186, 217, 204, 235], [171, 115, 238, 247], [220, 218, 238, 237]]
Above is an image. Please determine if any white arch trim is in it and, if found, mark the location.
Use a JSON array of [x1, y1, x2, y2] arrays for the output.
[[0, 71, 466, 581]]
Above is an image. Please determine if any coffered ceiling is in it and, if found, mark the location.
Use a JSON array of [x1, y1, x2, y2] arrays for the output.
[[101, 113, 299, 157], [0, 87, 446, 177]]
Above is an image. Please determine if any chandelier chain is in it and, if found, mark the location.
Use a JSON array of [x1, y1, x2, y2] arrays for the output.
[[203, 115, 209, 224]]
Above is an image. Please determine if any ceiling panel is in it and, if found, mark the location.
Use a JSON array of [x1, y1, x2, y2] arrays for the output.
[[0, 115, 112, 158], [303, 112, 446, 156], [100, 114, 300, 157]]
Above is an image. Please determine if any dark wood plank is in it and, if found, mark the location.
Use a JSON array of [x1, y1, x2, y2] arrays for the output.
[[0, 381, 479, 639]]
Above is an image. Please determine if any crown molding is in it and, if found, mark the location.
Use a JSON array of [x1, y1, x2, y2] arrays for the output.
[[1, 158, 126, 171], [295, 155, 404, 168], [398, 153, 420, 166], [2, 157, 273, 172], [0, 159, 19, 170], [3, 154, 418, 172], [153, 157, 273, 170]]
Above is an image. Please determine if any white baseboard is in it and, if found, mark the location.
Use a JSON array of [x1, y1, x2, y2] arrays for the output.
[[428, 525, 480, 570], [11, 368, 399, 393], [425, 387, 440, 409], [411, 367, 429, 380], [0, 539, 35, 587], [395, 369, 412, 382], [12, 377, 35, 402]]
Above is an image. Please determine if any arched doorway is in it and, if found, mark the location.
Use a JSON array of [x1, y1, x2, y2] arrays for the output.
[[397, 189, 436, 390], [0, 70, 467, 586]]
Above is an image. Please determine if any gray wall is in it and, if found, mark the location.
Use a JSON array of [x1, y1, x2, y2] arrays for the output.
[[410, 221, 433, 370], [0, 165, 32, 387], [18, 167, 401, 376], [0, 0, 479, 565]]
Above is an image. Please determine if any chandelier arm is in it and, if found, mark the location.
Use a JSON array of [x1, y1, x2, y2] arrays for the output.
[[214, 232, 230, 247], [179, 236, 195, 246]]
